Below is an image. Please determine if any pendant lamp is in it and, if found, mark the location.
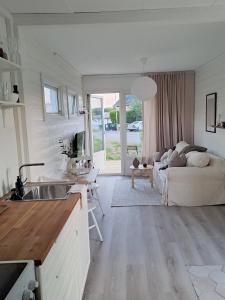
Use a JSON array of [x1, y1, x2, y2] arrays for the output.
[[131, 57, 157, 101]]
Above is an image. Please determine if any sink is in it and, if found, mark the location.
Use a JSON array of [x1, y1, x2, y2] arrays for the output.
[[9, 183, 73, 201], [23, 183, 72, 201]]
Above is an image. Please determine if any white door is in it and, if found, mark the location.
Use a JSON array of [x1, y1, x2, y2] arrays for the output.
[[89, 95, 105, 170]]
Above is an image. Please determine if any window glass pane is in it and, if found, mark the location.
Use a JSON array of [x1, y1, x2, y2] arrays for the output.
[[44, 85, 59, 114], [68, 94, 76, 115], [91, 97, 104, 153], [126, 95, 143, 157]]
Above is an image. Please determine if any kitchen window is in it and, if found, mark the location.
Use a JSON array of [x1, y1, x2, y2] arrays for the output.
[[44, 84, 61, 114], [68, 94, 77, 116]]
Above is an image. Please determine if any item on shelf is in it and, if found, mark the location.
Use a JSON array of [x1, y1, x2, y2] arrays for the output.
[[133, 157, 140, 168], [9, 85, 19, 103]]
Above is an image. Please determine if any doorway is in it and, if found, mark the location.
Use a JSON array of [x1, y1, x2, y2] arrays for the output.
[[89, 93, 143, 175], [90, 93, 121, 174]]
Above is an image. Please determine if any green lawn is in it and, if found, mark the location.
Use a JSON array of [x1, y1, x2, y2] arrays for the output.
[[106, 141, 121, 160], [94, 138, 142, 160]]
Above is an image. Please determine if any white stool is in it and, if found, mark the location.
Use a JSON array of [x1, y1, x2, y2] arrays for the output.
[[88, 204, 103, 242], [87, 183, 105, 216]]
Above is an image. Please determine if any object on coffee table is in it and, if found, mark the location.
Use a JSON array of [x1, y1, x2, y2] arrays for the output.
[[143, 162, 147, 168], [133, 158, 140, 168]]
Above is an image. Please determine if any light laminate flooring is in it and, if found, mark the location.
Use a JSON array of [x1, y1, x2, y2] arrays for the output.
[[83, 176, 225, 300]]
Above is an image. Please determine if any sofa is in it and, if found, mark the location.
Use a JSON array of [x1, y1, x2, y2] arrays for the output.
[[153, 142, 225, 206]]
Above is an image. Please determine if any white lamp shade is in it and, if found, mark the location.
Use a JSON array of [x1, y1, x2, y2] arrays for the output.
[[131, 76, 157, 101]]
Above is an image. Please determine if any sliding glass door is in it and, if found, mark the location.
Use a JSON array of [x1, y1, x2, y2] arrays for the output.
[[89, 93, 121, 174]]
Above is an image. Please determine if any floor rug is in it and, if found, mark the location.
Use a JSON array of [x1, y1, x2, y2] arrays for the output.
[[111, 177, 162, 207]]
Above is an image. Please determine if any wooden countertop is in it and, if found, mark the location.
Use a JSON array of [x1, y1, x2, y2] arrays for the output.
[[0, 193, 81, 265]]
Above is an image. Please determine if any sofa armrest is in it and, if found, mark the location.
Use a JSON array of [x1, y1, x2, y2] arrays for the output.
[[167, 166, 225, 182]]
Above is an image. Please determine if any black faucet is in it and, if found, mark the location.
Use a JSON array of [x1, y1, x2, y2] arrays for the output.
[[11, 163, 45, 200]]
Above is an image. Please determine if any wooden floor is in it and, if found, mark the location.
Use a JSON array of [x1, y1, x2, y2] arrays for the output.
[[83, 176, 225, 300]]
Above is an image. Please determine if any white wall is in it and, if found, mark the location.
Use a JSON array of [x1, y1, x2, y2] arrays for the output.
[[0, 7, 20, 197], [83, 74, 137, 94], [19, 29, 85, 180], [194, 53, 225, 158]]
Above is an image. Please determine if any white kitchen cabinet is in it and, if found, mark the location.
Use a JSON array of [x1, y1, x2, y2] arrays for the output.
[[37, 188, 90, 300]]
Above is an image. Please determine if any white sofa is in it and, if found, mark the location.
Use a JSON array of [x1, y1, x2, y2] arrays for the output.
[[153, 145, 225, 206]]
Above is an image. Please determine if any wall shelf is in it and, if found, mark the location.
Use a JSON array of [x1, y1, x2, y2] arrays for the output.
[[0, 101, 24, 108], [0, 57, 21, 72]]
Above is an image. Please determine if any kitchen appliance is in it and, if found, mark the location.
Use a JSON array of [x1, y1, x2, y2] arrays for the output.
[[0, 261, 38, 300]]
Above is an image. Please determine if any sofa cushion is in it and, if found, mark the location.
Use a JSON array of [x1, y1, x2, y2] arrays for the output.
[[168, 152, 187, 167], [155, 148, 167, 162], [186, 151, 210, 167], [160, 149, 173, 163], [179, 144, 207, 155], [175, 141, 189, 154]]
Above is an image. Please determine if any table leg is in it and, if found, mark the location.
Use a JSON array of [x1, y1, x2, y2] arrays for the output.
[[132, 171, 134, 189]]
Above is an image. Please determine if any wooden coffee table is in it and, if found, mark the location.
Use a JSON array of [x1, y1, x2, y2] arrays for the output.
[[130, 164, 154, 189]]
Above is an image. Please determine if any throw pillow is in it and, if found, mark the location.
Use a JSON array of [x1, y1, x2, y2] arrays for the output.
[[167, 150, 179, 164], [175, 141, 189, 154], [179, 144, 207, 155], [160, 149, 173, 163], [155, 148, 167, 162], [186, 151, 210, 167], [168, 153, 187, 167]]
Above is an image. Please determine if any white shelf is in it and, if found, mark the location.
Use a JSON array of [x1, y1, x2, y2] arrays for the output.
[[0, 57, 21, 72], [0, 101, 24, 107]]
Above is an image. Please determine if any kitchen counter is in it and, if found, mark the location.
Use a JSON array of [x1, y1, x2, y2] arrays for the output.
[[0, 193, 81, 265]]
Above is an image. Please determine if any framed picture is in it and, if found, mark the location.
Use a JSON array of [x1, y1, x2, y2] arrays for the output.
[[206, 93, 217, 133]]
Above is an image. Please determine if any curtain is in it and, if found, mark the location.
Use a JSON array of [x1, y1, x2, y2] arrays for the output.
[[142, 96, 157, 163], [143, 71, 195, 157]]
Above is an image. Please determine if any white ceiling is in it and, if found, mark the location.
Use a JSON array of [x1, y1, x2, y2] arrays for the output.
[[2, 0, 225, 75], [1, 0, 225, 13], [20, 22, 225, 75]]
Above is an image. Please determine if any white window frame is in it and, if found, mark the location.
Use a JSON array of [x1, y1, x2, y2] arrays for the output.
[[77, 94, 84, 115], [66, 86, 78, 119], [41, 73, 64, 121]]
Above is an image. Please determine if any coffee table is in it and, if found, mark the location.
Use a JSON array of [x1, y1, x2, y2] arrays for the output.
[[130, 164, 154, 189]]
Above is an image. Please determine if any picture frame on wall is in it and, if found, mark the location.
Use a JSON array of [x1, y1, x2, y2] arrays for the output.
[[206, 92, 217, 133]]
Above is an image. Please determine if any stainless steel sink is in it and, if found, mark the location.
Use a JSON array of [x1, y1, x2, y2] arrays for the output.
[[8, 183, 73, 201], [23, 183, 72, 200]]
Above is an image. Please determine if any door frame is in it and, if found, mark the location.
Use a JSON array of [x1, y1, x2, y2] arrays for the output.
[[87, 91, 126, 175]]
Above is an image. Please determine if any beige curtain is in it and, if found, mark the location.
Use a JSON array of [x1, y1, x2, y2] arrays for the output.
[[143, 71, 195, 157], [142, 96, 157, 163]]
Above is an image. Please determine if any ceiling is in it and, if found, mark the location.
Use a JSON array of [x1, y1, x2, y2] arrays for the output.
[[20, 22, 225, 75], [1, 0, 225, 75], [1, 0, 225, 13]]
